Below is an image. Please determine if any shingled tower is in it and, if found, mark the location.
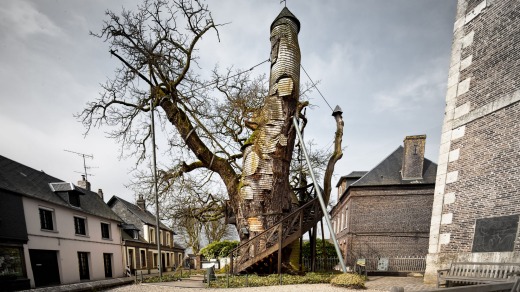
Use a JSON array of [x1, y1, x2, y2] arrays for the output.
[[237, 7, 301, 240], [425, 0, 520, 283]]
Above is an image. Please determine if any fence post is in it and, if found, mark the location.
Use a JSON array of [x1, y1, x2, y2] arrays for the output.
[[279, 272, 282, 286], [246, 273, 249, 287]]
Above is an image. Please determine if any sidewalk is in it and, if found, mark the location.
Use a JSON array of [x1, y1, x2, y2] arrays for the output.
[[20, 270, 181, 292], [143, 274, 206, 289]]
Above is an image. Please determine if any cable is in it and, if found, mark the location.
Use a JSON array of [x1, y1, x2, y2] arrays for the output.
[[190, 58, 270, 92], [300, 64, 334, 112]]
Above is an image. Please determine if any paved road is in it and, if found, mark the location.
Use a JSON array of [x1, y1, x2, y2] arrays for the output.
[[104, 275, 438, 292]]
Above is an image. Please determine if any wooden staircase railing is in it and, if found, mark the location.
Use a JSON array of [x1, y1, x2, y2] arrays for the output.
[[229, 197, 323, 274]]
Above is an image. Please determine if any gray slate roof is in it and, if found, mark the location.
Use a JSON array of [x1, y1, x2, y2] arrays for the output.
[[335, 171, 368, 187], [0, 155, 122, 222], [271, 7, 300, 32], [107, 195, 171, 231], [351, 146, 437, 187]]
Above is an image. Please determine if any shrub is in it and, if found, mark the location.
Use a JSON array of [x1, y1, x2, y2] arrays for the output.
[[200, 240, 239, 259], [330, 273, 366, 289], [208, 272, 337, 288]]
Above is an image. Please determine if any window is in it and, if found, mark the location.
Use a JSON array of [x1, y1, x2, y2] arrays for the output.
[[149, 227, 155, 243], [74, 217, 87, 235], [101, 223, 110, 239], [39, 208, 54, 231], [69, 192, 80, 207], [160, 230, 163, 244], [0, 246, 25, 277], [133, 230, 139, 240], [77, 252, 90, 280], [165, 232, 170, 246], [140, 250, 146, 268]]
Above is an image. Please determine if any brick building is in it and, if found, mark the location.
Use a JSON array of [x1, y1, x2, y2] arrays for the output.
[[425, 0, 520, 283], [331, 136, 437, 270]]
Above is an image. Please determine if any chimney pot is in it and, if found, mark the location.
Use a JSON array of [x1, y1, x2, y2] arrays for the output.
[[77, 176, 91, 191], [97, 189, 104, 200], [136, 194, 146, 210]]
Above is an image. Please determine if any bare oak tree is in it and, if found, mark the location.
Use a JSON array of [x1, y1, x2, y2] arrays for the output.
[[79, 0, 343, 271]]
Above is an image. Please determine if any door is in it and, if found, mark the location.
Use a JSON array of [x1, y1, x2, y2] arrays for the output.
[[161, 253, 166, 272], [103, 253, 113, 278], [29, 249, 60, 287], [77, 252, 90, 280]]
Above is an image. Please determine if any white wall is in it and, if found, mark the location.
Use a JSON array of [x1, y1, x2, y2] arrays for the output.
[[23, 197, 124, 287]]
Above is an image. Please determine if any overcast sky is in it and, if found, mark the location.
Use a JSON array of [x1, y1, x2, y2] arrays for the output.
[[0, 0, 457, 205]]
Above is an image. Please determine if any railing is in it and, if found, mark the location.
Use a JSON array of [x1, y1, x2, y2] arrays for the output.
[[365, 256, 426, 273], [302, 257, 339, 271], [229, 197, 322, 274]]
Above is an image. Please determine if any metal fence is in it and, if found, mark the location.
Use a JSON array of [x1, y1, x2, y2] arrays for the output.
[[365, 256, 426, 273], [301, 257, 339, 271]]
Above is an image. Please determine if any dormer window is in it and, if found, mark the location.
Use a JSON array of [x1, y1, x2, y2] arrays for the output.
[[69, 192, 80, 207], [133, 230, 139, 240]]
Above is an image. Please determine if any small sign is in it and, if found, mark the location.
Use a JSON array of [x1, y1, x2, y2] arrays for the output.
[[377, 258, 389, 271]]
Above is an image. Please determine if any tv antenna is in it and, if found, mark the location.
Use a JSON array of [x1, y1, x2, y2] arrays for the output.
[[64, 150, 94, 181]]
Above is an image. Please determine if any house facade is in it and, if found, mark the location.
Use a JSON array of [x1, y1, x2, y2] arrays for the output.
[[0, 188, 30, 290], [108, 195, 185, 275], [0, 155, 124, 289], [425, 0, 520, 283], [331, 135, 437, 271]]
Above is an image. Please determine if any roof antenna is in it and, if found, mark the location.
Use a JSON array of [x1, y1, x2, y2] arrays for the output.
[[64, 149, 95, 181], [280, 0, 287, 7]]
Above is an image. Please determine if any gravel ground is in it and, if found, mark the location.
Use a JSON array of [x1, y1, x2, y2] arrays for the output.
[[104, 283, 386, 292]]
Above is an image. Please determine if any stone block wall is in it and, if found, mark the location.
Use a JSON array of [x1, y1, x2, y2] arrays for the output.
[[425, 0, 520, 283]]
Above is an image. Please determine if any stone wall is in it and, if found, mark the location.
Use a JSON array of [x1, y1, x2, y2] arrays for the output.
[[425, 0, 520, 283]]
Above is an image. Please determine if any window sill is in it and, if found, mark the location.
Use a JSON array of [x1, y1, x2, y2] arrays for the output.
[[75, 234, 90, 238], [41, 229, 59, 233], [102, 238, 112, 241]]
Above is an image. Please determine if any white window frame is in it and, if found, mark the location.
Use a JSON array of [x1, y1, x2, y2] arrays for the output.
[[74, 215, 88, 236], [100, 222, 111, 240], [39, 206, 56, 232]]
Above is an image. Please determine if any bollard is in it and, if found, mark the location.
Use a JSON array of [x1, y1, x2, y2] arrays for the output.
[[226, 267, 229, 288], [141, 271, 143, 283], [246, 273, 249, 287], [390, 287, 404, 292], [180, 268, 183, 278], [279, 273, 282, 285], [135, 271, 137, 283]]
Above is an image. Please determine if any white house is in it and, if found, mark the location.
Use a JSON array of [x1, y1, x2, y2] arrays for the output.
[[0, 155, 125, 288]]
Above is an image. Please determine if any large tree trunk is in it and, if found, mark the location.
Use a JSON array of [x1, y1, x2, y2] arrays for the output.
[[236, 8, 301, 241]]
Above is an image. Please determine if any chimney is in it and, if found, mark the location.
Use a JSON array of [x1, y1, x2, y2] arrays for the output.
[[78, 175, 91, 191], [401, 135, 426, 180], [136, 194, 146, 210], [97, 189, 104, 200]]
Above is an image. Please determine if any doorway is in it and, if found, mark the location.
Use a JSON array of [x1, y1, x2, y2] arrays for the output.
[[103, 253, 113, 278], [29, 249, 60, 287], [77, 252, 90, 280]]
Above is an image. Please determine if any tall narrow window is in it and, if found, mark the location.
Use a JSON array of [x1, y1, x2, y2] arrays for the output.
[[74, 217, 87, 235], [78, 252, 90, 280], [140, 250, 146, 268], [149, 227, 155, 243], [101, 223, 110, 239], [39, 208, 54, 231]]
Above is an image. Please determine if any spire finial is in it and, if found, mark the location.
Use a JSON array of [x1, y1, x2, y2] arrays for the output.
[[280, 0, 287, 7]]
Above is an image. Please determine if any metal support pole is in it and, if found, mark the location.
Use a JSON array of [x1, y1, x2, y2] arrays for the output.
[[292, 115, 347, 273], [150, 96, 162, 279]]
